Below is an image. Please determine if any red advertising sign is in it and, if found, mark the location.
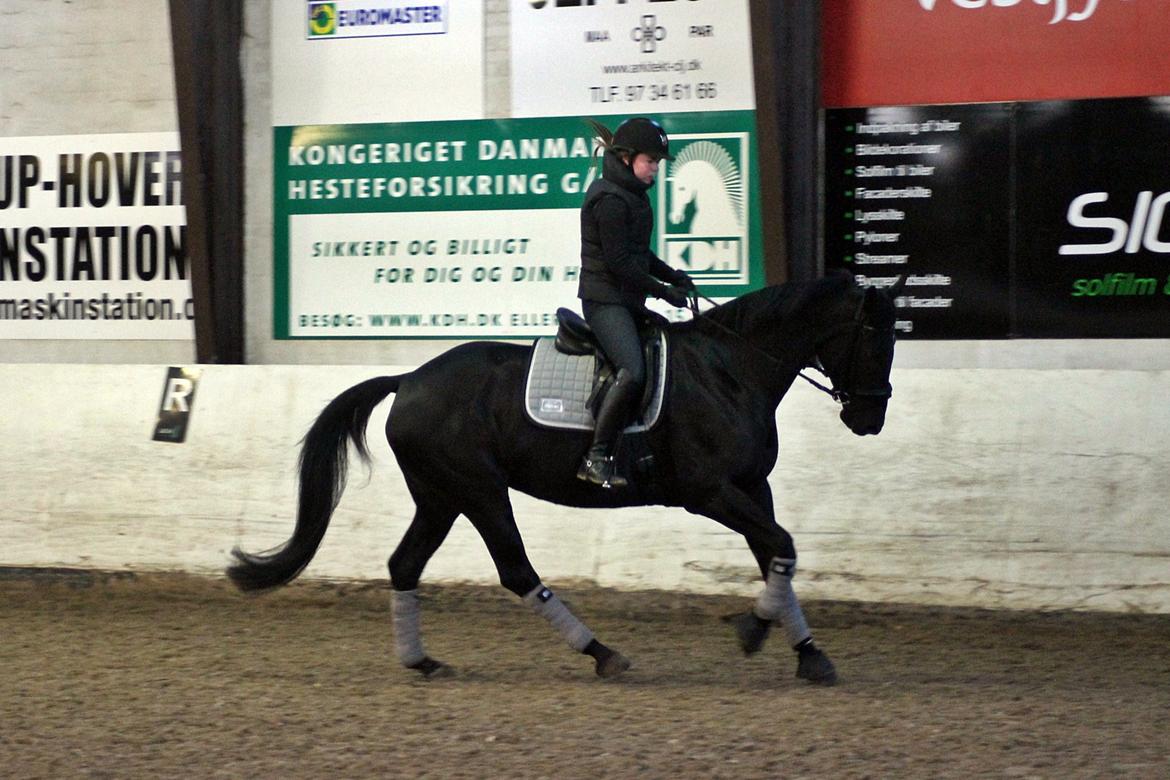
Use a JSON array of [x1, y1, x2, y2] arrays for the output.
[[823, 0, 1170, 108]]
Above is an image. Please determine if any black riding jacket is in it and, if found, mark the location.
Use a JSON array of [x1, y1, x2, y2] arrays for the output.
[[578, 150, 680, 308]]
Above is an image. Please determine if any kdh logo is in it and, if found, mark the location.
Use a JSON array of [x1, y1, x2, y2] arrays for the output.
[[657, 135, 749, 283]]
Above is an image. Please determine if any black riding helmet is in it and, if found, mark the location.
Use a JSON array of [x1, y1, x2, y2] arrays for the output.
[[612, 117, 674, 161]]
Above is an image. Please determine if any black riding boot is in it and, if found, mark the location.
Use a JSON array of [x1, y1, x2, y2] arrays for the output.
[[577, 369, 640, 488]]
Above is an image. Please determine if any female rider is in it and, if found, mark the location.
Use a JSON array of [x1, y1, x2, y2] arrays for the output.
[[576, 117, 695, 488]]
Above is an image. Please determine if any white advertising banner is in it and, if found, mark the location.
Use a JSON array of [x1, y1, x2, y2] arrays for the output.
[[510, 0, 754, 117], [288, 208, 580, 337], [0, 133, 193, 340], [272, 0, 484, 125]]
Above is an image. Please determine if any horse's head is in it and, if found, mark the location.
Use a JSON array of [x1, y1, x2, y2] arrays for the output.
[[814, 281, 898, 436]]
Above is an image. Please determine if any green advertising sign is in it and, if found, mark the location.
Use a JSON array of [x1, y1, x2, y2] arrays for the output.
[[273, 111, 763, 339]]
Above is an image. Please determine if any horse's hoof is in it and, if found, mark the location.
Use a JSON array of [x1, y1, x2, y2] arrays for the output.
[[729, 611, 771, 655], [594, 649, 632, 678], [408, 656, 456, 679], [796, 648, 838, 686], [584, 639, 631, 678]]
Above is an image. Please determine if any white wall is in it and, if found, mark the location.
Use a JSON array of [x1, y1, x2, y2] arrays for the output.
[[0, 1, 175, 137], [3, 363, 1167, 613]]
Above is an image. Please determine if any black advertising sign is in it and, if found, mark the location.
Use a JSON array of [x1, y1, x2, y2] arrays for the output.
[[825, 97, 1170, 340], [1015, 97, 1170, 337], [824, 104, 1012, 339]]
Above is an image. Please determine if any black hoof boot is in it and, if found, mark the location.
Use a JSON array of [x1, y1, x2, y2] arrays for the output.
[[407, 656, 455, 679], [795, 642, 838, 686], [728, 611, 771, 655], [577, 447, 628, 489], [585, 639, 631, 678]]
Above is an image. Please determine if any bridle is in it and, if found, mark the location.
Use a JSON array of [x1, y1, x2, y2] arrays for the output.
[[804, 290, 893, 406], [689, 290, 893, 407]]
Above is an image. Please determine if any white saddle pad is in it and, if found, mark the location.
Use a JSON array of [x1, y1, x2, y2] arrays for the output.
[[523, 335, 667, 432]]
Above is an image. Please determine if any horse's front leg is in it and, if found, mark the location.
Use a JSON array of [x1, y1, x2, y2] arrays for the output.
[[694, 482, 837, 685]]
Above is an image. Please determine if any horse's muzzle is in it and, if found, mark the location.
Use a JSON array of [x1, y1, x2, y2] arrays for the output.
[[840, 400, 886, 436]]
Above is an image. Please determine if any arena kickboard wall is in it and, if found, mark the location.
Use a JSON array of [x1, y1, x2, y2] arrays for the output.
[[2, 363, 1167, 614]]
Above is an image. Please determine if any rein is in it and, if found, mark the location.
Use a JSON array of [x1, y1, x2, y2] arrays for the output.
[[687, 293, 851, 405]]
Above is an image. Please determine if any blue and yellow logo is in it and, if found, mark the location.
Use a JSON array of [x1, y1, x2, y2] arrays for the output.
[[308, 3, 337, 36]]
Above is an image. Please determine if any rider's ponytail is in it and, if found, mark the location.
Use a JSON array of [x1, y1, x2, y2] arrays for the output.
[[585, 118, 615, 175]]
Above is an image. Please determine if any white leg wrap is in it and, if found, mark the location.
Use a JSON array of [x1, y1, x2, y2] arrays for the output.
[[523, 585, 595, 653], [391, 589, 427, 666], [755, 558, 811, 648]]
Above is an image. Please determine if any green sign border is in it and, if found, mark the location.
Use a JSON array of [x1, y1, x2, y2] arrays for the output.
[[273, 111, 764, 339]]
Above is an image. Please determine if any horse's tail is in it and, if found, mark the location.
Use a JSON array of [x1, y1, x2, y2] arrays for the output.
[[226, 375, 404, 592]]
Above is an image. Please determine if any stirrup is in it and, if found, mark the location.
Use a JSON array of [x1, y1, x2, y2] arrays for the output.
[[577, 454, 628, 489]]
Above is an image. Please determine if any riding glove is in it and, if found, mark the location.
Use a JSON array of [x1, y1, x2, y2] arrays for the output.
[[660, 284, 690, 308], [672, 270, 697, 292]]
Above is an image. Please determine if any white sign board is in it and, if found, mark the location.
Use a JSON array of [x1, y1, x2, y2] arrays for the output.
[[272, 0, 484, 125], [287, 208, 582, 337], [0, 132, 192, 340], [510, 0, 755, 117]]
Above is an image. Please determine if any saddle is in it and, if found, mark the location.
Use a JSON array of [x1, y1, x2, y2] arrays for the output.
[[523, 308, 667, 432], [552, 307, 662, 356]]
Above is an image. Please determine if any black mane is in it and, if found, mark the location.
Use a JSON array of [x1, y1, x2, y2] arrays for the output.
[[696, 275, 855, 335]]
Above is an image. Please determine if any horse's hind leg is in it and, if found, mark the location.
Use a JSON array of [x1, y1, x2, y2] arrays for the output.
[[388, 504, 458, 678], [464, 494, 631, 679]]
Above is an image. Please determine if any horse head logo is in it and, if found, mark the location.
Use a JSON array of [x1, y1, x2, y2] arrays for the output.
[[666, 141, 745, 237]]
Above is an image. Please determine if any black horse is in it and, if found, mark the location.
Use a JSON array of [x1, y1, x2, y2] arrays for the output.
[[228, 274, 897, 685]]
